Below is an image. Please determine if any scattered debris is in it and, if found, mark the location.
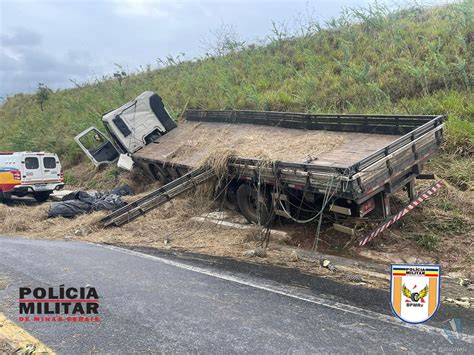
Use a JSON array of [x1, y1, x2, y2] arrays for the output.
[[444, 297, 474, 309], [243, 247, 267, 258], [348, 274, 363, 283], [110, 184, 133, 196], [74, 226, 93, 236], [288, 250, 299, 262], [254, 247, 267, 258], [243, 249, 256, 257], [48, 186, 131, 218], [321, 259, 337, 271]]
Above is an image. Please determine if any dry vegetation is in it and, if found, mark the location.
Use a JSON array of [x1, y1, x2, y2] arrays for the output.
[[158, 121, 346, 166]]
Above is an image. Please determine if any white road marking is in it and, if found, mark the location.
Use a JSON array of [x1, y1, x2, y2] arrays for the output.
[[93, 243, 473, 344]]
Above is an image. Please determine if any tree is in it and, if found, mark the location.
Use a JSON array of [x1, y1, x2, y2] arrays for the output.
[[35, 83, 52, 111]]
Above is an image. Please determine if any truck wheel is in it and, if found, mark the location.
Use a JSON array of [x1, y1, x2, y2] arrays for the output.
[[236, 184, 271, 225], [217, 181, 240, 212], [1, 191, 12, 203], [33, 191, 51, 202]]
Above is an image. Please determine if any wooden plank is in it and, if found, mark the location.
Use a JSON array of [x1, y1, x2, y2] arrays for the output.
[[333, 223, 355, 236], [329, 205, 352, 216]]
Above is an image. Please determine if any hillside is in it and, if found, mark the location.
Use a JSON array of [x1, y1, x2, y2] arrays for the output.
[[0, 1, 472, 161]]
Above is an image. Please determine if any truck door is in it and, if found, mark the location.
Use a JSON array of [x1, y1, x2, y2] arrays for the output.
[[23, 155, 43, 183], [74, 127, 120, 166]]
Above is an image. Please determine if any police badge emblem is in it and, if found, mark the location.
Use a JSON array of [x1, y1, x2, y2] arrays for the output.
[[391, 264, 441, 324]]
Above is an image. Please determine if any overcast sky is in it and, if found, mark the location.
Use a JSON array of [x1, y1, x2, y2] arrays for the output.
[[0, 0, 452, 98]]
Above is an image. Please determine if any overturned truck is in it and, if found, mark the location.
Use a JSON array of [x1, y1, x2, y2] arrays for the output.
[[76, 92, 445, 234]]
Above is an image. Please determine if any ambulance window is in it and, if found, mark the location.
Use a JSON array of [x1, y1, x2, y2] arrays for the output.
[[25, 157, 39, 169], [43, 157, 56, 169]]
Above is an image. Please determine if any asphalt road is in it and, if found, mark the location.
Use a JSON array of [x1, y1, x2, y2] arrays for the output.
[[0, 236, 472, 354]]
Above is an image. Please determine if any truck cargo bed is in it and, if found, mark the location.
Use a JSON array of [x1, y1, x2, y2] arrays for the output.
[[133, 121, 401, 169], [134, 110, 444, 202]]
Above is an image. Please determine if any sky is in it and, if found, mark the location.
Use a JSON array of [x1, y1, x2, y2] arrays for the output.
[[0, 0, 452, 98]]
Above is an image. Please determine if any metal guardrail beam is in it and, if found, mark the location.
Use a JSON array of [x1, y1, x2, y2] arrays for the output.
[[101, 168, 215, 227]]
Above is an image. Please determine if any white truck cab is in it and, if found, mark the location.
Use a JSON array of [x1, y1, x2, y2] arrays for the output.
[[75, 91, 176, 167], [0, 151, 64, 202]]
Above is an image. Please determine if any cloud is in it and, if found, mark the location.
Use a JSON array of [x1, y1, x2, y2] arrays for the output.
[[0, 28, 98, 96], [111, 0, 180, 18], [1, 27, 42, 47]]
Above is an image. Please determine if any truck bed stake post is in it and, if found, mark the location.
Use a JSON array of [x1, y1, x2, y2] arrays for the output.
[[383, 193, 391, 218], [375, 192, 391, 219], [406, 180, 417, 202]]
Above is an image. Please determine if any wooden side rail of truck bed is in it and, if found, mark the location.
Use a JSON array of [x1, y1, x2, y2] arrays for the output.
[[185, 110, 445, 201]]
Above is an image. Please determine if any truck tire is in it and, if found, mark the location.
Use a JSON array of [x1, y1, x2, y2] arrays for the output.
[[33, 191, 51, 202], [217, 181, 240, 212], [236, 184, 271, 225], [1, 191, 12, 203]]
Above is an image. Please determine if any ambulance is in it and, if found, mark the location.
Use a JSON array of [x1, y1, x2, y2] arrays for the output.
[[0, 152, 64, 202]]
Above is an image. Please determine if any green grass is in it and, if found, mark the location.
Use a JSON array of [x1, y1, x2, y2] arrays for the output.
[[414, 233, 440, 251], [428, 214, 469, 235], [427, 153, 474, 190], [0, 0, 472, 168], [467, 253, 474, 264], [62, 170, 76, 185]]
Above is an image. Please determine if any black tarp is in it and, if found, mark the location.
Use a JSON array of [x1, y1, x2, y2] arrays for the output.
[[48, 185, 132, 218]]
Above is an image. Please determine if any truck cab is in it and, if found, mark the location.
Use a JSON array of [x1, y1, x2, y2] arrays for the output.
[[0, 152, 64, 202], [75, 91, 176, 167]]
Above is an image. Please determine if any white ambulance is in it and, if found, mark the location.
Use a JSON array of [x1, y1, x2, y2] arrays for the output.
[[0, 152, 64, 202]]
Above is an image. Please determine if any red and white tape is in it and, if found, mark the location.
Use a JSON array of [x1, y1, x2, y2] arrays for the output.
[[359, 180, 444, 246]]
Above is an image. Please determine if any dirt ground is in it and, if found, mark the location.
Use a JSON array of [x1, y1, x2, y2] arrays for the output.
[[0, 176, 472, 294]]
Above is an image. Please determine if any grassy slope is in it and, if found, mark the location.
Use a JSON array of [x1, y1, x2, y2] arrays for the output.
[[0, 1, 472, 260], [0, 2, 472, 160]]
